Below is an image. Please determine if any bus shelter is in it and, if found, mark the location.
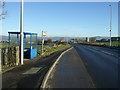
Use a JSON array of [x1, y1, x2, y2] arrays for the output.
[[8, 32, 38, 59]]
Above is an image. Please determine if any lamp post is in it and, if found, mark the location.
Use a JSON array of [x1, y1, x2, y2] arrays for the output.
[[20, 0, 24, 65], [109, 5, 112, 46]]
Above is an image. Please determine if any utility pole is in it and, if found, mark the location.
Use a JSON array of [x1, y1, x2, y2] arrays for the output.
[[20, 0, 24, 65], [109, 5, 112, 46]]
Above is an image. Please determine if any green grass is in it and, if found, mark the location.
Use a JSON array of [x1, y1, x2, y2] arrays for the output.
[[0, 42, 71, 55], [0, 43, 8, 48], [89, 41, 120, 47], [37, 44, 71, 55], [1, 44, 71, 71], [0, 43, 54, 48]]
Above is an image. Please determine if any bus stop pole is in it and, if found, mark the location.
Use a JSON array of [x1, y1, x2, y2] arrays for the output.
[[20, 0, 24, 65], [36, 34, 38, 51]]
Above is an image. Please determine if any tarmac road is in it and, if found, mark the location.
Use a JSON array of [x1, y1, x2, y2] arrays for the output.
[[2, 44, 119, 88], [46, 44, 119, 88], [47, 47, 95, 88], [74, 44, 119, 88]]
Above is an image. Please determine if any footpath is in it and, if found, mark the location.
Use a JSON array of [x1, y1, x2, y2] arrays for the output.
[[42, 48, 95, 88]]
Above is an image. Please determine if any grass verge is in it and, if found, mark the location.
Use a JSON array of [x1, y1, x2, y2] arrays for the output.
[[2, 44, 71, 72], [89, 41, 120, 47], [37, 44, 71, 57]]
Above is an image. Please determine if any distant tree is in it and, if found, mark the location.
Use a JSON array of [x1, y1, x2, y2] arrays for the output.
[[0, 0, 7, 20], [59, 37, 65, 42], [43, 39, 52, 44], [77, 39, 85, 43], [89, 37, 96, 42], [38, 39, 42, 45], [53, 40, 59, 45], [47, 39, 52, 43]]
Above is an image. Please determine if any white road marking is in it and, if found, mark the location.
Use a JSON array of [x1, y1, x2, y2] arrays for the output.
[[101, 51, 114, 55], [89, 46, 119, 59], [82, 45, 119, 59], [22, 67, 42, 74], [40, 47, 73, 89]]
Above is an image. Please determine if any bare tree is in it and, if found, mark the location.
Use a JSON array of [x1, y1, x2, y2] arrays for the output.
[[0, 0, 7, 20], [38, 39, 42, 45], [47, 39, 52, 43]]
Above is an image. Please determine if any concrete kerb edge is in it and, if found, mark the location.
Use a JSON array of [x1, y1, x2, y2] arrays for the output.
[[40, 47, 73, 89]]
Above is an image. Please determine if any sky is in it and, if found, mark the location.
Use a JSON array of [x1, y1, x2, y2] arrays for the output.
[[1, 2, 118, 37]]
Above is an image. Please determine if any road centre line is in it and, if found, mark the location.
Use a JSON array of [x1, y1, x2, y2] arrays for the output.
[[87, 45, 120, 59]]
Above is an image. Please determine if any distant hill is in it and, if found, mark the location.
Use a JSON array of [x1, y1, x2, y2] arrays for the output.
[[94, 36, 109, 40], [0, 35, 8, 41], [0, 35, 116, 42], [0, 35, 74, 41], [43, 37, 76, 41]]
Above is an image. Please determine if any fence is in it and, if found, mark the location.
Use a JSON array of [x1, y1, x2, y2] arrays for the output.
[[1, 46, 20, 67]]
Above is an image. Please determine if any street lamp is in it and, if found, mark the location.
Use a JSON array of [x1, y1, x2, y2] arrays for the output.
[[109, 5, 112, 46], [20, 0, 24, 64]]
